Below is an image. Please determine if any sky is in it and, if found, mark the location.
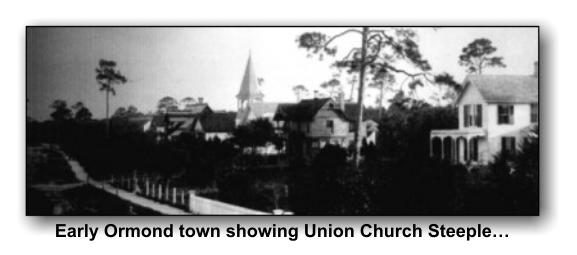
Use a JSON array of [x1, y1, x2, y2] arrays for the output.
[[26, 27, 538, 120]]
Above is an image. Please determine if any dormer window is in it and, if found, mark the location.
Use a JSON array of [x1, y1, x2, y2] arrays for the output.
[[498, 105, 514, 125]]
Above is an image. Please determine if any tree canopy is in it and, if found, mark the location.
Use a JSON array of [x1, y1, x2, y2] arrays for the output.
[[50, 100, 72, 121], [112, 105, 143, 119], [95, 59, 127, 96], [157, 96, 179, 112], [232, 118, 280, 151], [458, 38, 506, 74], [320, 78, 342, 99], [180, 97, 197, 108], [71, 101, 92, 121], [292, 85, 309, 101]]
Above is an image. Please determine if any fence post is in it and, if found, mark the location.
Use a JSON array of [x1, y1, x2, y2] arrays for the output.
[[164, 183, 169, 201], [145, 178, 150, 197], [133, 176, 140, 194], [180, 189, 185, 205], [172, 187, 177, 204], [187, 190, 194, 212], [158, 183, 163, 201]]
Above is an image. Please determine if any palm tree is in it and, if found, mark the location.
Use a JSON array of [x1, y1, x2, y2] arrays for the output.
[[95, 59, 127, 138]]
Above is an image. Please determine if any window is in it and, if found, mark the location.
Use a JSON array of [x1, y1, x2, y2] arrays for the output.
[[463, 104, 482, 127], [498, 105, 514, 124], [501, 137, 516, 155], [531, 103, 538, 123], [463, 105, 470, 127], [326, 120, 334, 134], [475, 104, 483, 127]]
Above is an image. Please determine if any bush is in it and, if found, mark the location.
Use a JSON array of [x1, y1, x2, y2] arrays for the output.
[[289, 145, 370, 215], [377, 105, 457, 160]]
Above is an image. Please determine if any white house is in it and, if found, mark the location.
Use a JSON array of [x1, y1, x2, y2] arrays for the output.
[[430, 69, 538, 165], [274, 97, 378, 162]]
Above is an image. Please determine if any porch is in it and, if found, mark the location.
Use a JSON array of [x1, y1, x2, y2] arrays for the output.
[[430, 129, 487, 165]]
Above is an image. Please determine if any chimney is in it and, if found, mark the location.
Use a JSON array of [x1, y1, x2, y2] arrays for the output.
[[533, 61, 539, 77], [198, 97, 204, 104]]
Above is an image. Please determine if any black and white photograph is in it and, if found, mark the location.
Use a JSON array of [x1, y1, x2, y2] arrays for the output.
[[25, 26, 539, 216]]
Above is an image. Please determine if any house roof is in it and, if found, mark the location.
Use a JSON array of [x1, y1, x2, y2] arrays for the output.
[[458, 75, 538, 104], [274, 98, 331, 121], [183, 103, 213, 115], [236, 54, 264, 101], [126, 115, 153, 126], [167, 104, 212, 117], [201, 112, 237, 133], [274, 98, 353, 122], [169, 118, 197, 135], [151, 114, 168, 127]]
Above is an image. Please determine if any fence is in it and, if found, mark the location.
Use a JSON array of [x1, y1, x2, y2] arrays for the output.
[[109, 175, 270, 215], [188, 191, 269, 215]]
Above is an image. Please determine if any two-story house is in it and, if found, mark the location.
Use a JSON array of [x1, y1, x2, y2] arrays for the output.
[[274, 97, 378, 162], [274, 98, 352, 161], [430, 70, 538, 165]]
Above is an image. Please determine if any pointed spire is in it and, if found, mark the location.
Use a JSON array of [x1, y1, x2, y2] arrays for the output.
[[236, 52, 263, 101]]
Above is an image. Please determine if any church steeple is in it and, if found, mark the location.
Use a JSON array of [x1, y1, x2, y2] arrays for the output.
[[236, 52, 264, 126], [236, 52, 263, 102]]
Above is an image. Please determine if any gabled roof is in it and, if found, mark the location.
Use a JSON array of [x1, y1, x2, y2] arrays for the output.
[[274, 98, 331, 121], [150, 104, 210, 129], [274, 98, 354, 122], [457, 75, 538, 104], [201, 112, 236, 133], [236, 54, 264, 101]]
